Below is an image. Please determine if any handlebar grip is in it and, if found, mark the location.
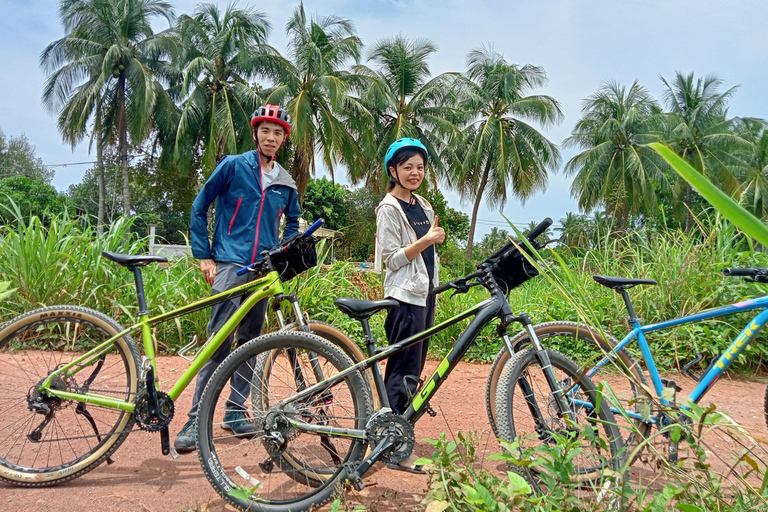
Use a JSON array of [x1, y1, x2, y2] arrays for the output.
[[723, 268, 755, 276], [527, 217, 553, 242], [236, 265, 252, 276], [305, 218, 324, 237], [431, 282, 453, 295]]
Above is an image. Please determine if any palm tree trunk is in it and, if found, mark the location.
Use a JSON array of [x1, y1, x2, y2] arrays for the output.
[[118, 74, 131, 218], [96, 126, 105, 234], [293, 147, 310, 203], [465, 160, 491, 261]]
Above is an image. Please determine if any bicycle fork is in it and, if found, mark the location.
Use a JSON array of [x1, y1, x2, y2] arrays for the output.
[[514, 322, 576, 433]]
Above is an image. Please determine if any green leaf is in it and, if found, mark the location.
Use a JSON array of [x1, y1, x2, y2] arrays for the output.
[[675, 504, 703, 512], [506, 471, 533, 494], [650, 142, 768, 246], [670, 425, 682, 443]]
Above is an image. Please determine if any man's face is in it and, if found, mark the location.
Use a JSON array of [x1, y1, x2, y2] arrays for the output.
[[253, 121, 287, 158]]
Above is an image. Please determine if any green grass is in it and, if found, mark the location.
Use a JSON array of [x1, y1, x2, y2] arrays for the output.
[[1, 208, 766, 371]]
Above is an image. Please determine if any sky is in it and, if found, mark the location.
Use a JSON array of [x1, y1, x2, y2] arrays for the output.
[[0, 0, 766, 240]]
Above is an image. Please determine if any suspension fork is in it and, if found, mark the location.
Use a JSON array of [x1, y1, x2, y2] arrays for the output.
[[516, 316, 575, 423]]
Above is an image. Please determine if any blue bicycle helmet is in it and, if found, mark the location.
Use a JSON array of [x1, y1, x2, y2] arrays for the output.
[[384, 138, 428, 183]]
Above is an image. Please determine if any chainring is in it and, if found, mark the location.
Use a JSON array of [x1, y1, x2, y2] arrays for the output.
[[133, 390, 174, 431], [365, 412, 415, 464]]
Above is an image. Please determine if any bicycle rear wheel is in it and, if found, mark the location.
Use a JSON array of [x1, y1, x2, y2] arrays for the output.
[[495, 347, 624, 478], [486, 322, 650, 452], [0, 306, 140, 486], [197, 331, 373, 512]]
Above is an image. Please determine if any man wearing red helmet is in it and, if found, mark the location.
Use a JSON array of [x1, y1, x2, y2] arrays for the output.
[[176, 105, 301, 453]]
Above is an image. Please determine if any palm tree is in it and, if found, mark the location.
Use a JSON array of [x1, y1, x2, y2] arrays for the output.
[[479, 226, 511, 256], [262, 3, 370, 200], [452, 46, 562, 261], [41, 0, 175, 218], [564, 80, 667, 231], [660, 72, 746, 231], [355, 35, 459, 192], [160, 3, 272, 175], [732, 118, 768, 219], [557, 212, 591, 248]]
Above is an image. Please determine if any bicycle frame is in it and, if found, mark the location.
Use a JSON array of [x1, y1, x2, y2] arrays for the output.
[[271, 287, 568, 443], [39, 271, 284, 412], [584, 294, 768, 421]]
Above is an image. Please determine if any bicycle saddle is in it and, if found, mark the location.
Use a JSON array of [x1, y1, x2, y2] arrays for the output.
[[102, 251, 168, 267], [333, 297, 399, 320], [593, 275, 657, 289]]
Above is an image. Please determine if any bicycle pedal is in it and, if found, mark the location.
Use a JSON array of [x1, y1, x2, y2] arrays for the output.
[[343, 462, 365, 491], [168, 444, 180, 460], [425, 404, 437, 417]]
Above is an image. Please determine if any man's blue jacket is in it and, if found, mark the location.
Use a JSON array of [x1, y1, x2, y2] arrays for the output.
[[190, 151, 301, 265]]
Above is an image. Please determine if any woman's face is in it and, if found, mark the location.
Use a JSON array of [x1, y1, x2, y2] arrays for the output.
[[392, 154, 425, 191]]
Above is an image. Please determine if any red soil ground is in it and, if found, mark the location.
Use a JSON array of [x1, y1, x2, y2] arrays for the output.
[[1, 357, 765, 512]]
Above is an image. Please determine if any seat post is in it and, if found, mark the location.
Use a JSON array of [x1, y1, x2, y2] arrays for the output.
[[358, 317, 390, 408], [130, 266, 150, 316], [358, 318, 376, 356], [616, 287, 640, 324]]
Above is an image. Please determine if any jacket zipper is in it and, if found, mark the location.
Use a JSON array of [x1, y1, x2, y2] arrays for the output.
[[228, 197, 243, 235], [251, 189, 266, 263], [275, 207, 282, 233]]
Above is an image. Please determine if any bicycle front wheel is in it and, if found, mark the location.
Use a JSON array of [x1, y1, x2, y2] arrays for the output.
[[486, 321, 650, 452], [495, 347, 624, 478], [197, 331, 373, 512], [0, 306, 140, 486]]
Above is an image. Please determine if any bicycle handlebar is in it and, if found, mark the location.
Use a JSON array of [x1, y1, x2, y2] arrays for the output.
[[526, 217, 553, 243], [304, 218, 324, 237], [236, 219, 325, 276], [431, 217, 552, 297], [723, 268, 758, 277], [431, 270, 483, 296]]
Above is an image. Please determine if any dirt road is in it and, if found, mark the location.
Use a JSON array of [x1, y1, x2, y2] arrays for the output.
[[1, 357, 765, 512]]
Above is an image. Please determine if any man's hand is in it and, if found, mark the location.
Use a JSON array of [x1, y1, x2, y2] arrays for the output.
[[427, 215, 446, 245], [200, 259, 217, 286]]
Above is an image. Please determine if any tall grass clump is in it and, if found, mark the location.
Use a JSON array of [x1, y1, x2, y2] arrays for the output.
[[448, 213, 768, 371]]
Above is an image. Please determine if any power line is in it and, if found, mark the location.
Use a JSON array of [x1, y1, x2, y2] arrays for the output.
[[43, 161, 98, 167]]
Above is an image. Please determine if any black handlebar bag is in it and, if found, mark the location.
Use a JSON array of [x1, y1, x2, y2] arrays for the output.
[[484, 240, 539, 294], [272, 234, 319, 281]]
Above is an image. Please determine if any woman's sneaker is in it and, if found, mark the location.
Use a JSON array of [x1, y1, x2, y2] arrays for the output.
[[221, 409, 257, 438], [174, 418, 197, 453]]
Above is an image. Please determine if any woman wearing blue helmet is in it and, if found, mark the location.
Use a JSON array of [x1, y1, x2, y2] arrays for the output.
[[375, 137, 445, 473]]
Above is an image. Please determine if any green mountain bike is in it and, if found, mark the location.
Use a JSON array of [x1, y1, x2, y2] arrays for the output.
[[0, 219, 371, 487]]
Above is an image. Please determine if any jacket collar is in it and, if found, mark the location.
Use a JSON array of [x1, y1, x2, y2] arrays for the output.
[[378, 192, 432, 212], [246, 152, 297, 191]]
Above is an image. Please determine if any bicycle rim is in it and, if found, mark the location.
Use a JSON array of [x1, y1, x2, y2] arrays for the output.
[[487, 321, 650, 451]]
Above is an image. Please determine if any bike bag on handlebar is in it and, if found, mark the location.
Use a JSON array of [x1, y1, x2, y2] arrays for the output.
[[271, 232, 319, 281], [483, 238, 540, 294]]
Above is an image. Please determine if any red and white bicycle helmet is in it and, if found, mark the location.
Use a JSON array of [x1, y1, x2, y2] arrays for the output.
[[251, 104, 291, 137]]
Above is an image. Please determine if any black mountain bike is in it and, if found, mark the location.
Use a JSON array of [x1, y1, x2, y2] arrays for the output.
[[193, 218, 625, 512]]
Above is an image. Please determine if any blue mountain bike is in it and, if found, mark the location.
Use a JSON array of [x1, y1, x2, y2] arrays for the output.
[[501, 268, 768, 464]]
